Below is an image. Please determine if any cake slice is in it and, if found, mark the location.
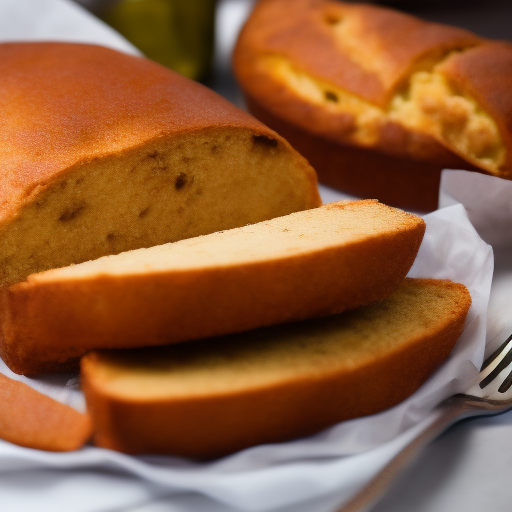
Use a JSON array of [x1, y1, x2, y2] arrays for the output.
[[0, 373, 91, 451], [0, 200, 424, 375], [81, 278, 471, 458]]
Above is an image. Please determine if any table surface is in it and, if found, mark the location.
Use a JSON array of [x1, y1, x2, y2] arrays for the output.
[[210, 2, 512, 512]]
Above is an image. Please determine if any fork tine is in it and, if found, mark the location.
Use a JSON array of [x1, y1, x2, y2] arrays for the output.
[[481, 333, 512, 371], [498, 370, 512, 393], [480, 347, 512, 389]]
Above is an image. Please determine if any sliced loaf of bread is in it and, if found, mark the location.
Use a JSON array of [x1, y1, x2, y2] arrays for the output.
[[81, 278, 471, 458], [0, 200, 424, 375], [0, 42, 320, 286]]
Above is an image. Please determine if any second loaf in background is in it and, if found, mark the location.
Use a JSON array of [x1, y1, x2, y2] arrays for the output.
[[0, 200, 425, 375], [234, 0, 512, 210]]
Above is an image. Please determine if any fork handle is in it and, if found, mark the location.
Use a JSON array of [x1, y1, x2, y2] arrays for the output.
[[336, 398, 488, 512]]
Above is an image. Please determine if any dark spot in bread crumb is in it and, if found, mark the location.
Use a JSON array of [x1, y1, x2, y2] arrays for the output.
[[182, 156, 191, 163], [253, 134, 278, 147], [106, 232, 118, 242], [177, 206, 184, 214], [324, 90, 339, 103], [59, 202, 87, 222], [75, 177, 84, 185], [147, 151, 160, 159], [175, 172, 187, 189], [138, 207, 150, 218], [211, 145, 218, 154], [324, 13, 342, 25], [196, 188, 203, 195]]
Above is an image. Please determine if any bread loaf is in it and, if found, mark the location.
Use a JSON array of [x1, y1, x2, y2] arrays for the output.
[[234, 0, 512, 210], [0, 373, 91, 451], [0, 200, 424, 375], [81, 278, 471, 458], [0, 42, 320, 286]]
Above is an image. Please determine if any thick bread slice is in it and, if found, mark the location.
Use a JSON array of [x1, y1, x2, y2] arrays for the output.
[[81, 278, 471, 458], [0, 200, 425, 375], [0, 373, 91, 451], [0, 42, 320, 286]]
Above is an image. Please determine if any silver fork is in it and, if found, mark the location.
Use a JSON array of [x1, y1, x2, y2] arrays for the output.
[[338, 333, 512, 512]]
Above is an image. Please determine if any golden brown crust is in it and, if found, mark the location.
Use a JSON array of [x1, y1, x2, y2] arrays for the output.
[[234, 0, 512, 209], [0, 373, 91, 451], [236, 0, 481, 107], [0, 200, 425, 375], [81, 278, 471, 458], [0, 41, 319, 224]]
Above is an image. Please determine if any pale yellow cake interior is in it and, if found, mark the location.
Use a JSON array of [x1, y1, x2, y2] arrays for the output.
[[0, 127, 316, 285], [31, 200, 415, 281], [389, 71, 504, 170], [86, 279, 463, 400]]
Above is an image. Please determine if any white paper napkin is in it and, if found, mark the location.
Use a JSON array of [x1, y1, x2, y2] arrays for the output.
[[0, 0, 140, 55], [439, 170, 512, 357], [0, 198, 493, 512], [0, 2, 505, 511]]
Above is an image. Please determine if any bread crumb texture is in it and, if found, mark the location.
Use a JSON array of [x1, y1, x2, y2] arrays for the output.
[[235, 0, 511, 176], [0, 129, 316, 285], [267, 56, 503, 171]]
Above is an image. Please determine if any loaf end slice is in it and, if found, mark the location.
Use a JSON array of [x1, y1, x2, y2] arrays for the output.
[[1, 200, 424, 375], [0, 373, 91, 451], [81, 278, 471, 458]]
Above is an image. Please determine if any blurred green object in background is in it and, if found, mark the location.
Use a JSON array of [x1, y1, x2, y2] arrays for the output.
[[98, 0, 216, 82]]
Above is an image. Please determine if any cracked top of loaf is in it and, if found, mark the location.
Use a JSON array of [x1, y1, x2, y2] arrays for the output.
[[234, 0, 512, 177]]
